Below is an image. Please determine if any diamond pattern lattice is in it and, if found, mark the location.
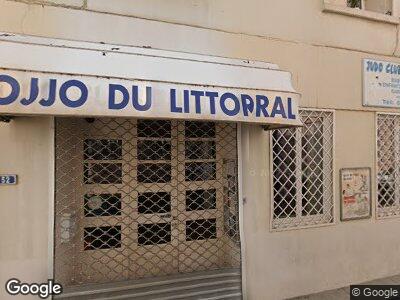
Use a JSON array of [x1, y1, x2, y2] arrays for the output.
[[54, 118, 241, 287], [377, 114, 400, 218], [271, 110, 334, 230]]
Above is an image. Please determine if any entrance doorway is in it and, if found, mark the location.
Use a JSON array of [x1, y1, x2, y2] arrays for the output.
[[54, 118, 241, 289]]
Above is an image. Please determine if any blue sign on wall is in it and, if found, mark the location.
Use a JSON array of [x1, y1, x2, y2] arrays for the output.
[[0, 175, 17, 185], [0, 70, 302, 127]]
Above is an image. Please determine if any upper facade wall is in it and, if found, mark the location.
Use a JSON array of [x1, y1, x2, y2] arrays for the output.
[[86, 0, 398, 56], [2, 0, 399, 57], [2, 0, 400, 111]]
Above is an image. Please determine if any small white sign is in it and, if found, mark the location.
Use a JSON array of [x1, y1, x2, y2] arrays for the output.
[[0, 174, 17, 185], [363, 58, 400, 108]]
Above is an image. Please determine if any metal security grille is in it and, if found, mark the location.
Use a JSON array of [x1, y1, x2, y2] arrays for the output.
[[271, 110, 334, 230], [377, 113, 400, 219], [54, 118, 240, 287]]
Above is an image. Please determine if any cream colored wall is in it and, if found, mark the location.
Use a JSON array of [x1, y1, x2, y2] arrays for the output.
[[1, 0, 400, 113], [0, 0, 398, 59], [1, 0, 400, 299], [241, 111, 400, 299], [365, 0, 393, 14], [0, 117, 54, 300]]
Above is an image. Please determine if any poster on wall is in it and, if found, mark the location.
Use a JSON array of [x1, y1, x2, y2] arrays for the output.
[[340, 168, 371, 221], [363, 58, 400, 108]]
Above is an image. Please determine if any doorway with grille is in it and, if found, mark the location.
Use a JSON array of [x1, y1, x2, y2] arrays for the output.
[[54, 117, 241, 289]]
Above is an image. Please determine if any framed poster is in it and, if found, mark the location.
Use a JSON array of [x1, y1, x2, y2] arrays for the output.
[[340, 168, 371, 221]]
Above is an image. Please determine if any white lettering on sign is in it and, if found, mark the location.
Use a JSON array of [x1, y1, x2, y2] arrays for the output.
[[364, 58, 400, 108], [0, 70, 301, 127], [0, 175, 17, 185]]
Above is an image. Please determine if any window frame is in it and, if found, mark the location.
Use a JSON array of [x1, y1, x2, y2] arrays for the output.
[[323, 0, 399, 25], [376, 112, 400, 220], [269, 108, 336, 232], [348, 0, 393, 15]]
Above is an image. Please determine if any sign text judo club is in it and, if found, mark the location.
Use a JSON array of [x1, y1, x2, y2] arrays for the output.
[[364, 58, 400, 108]]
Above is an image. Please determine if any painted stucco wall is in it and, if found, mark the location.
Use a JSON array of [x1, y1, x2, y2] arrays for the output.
[[1, 0, 400, 299], [0, 117, 54, 300], [241, 111, 400, 299]]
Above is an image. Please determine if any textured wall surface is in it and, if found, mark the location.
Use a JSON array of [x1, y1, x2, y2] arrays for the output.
[[1, 0, 400, 299], [0, 117, 54, 300]]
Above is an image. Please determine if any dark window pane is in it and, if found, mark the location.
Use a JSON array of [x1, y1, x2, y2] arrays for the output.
[[185, 121, 215, 138], [138, 140, 171, 161], [186, 189, 216, 211], [84, 226, 121, 250], [185, 162, 216, 181], [84, 139, 122, 160], [377, 117, 396, 208], [138, 192, 171, 214], [301, 119, 324, 216], [186, 218, 217, 241], [347, 0, 362, 8], [138, 120, 171, 138], [272, 129, 297, 218], [185, 141, 216, 160], [84, 194, 121, 217], [138, 223, 171, 245], [137, 163, 171, 183], [378, 170, 395, 207], [84, 163, 122, 184]]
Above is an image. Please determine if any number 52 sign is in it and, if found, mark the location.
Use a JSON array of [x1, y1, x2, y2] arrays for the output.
[[0, 175, 18, 185]]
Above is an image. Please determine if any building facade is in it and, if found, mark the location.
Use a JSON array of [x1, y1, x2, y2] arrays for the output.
[[1, 0, 400, 299]]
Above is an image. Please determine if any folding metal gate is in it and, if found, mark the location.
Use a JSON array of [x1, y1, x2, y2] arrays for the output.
[[54, 118, 241, 287]]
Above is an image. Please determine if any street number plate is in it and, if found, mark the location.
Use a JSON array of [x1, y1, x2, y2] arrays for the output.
[[0, 175, 17, 185]]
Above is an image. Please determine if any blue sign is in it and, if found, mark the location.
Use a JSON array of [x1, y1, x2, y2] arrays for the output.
[[0, 175, 17, 185], [0, 70, 302, 126]]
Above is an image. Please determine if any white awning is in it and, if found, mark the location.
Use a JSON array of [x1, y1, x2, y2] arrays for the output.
[[0, 33, 301, 128]]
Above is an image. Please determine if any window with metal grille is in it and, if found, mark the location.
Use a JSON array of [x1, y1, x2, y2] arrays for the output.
[[138, 192, 171, 214], [186, 189, 217, 211], [377, 114, 400, 218], [55, 118, 241, 286], [185, 121, 217, 182], [347, 0, 393, 15], [84, 226, 122, 250], [138, 223, 171, 245], [138, 120, 171, 138], [186, 219, 217, 241], [83, 138, 123, 185], [137, 120, 172, 184], [185, 121, 215, 138], [84, 194, 122, 217], [271, 110, 334, 230], [185, 141, 216, 160], [84, 163, 123, 184], [137, 163, 172, 183], [84, 139, 122, 160]]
